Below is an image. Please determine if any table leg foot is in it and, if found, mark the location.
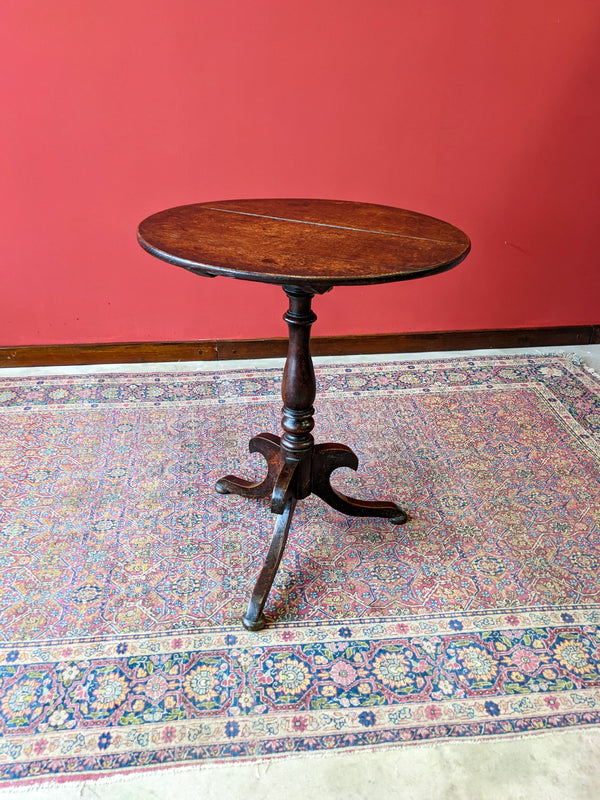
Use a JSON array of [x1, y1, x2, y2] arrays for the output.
[[215, 433, 282, 499], [242, 494, 297, 631], [312, 443, 408, 525], [242, 610, 267, 631]]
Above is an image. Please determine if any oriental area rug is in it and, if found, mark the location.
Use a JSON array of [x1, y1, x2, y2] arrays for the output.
[[1, 354, 600, 786]]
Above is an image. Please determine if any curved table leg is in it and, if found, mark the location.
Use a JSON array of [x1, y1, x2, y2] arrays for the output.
[[271, 457, 299, 515], [312, 443, 408, 524], [243, 494, 297, 631], [215, 432, 281, 499]]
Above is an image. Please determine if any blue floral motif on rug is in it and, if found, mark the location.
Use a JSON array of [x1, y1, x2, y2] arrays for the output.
[[0, 355, 600, 784]]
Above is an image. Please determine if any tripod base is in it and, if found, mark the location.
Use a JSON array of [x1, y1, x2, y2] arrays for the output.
[[216, 433, 407, 630], [216, 285, 407, 631]]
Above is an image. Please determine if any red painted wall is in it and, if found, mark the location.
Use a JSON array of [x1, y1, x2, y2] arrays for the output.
[[1, 0, 599, 346]]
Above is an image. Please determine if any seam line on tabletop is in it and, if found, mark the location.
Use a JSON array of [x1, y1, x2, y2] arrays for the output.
[[205, 207, 453, 244]]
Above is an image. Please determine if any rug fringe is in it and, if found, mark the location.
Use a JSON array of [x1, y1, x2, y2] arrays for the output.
[[581, 360, 600, 383], [6, 725, 600, 796]]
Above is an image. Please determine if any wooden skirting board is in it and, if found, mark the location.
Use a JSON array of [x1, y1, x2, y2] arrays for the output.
[[0, 326, 598, 368]]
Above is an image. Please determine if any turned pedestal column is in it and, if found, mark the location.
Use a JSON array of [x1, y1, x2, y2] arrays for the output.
[[216, 286, 406, 630]]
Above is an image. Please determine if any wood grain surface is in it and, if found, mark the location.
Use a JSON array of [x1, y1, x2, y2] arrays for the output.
[[137, 199, 471, 290]]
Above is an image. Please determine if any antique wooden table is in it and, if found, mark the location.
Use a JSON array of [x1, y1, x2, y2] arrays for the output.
[[137, 199, 470, 630]]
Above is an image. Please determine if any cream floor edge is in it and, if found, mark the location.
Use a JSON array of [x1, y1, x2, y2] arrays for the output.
[[1, 345, 599, 800]]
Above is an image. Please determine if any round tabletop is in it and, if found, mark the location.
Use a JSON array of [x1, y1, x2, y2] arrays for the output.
[[137, 198, 470, 292]]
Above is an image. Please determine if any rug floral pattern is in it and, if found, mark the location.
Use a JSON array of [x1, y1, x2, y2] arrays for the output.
[[0, 355, 599, 782]]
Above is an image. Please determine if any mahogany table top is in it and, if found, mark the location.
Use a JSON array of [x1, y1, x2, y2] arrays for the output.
[[137, 198, 470, 293]]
